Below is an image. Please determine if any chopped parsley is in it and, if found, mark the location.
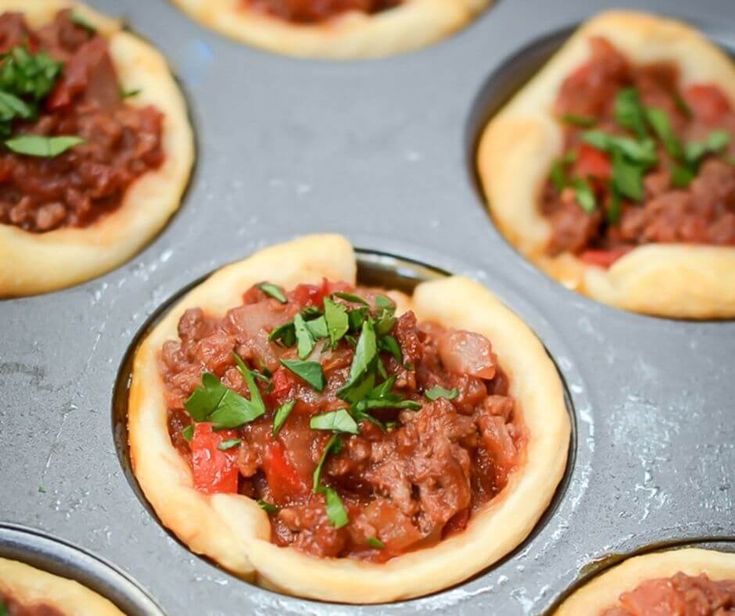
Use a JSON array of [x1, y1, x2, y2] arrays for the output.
[[217, 438, 241, 451], [310, 409, 359, 434], [257, 282, 287, 303], [272, 400, 296, 436], [5, 135, 84, 158], [367, 537, 385, 549], [257, 499, 278, 514], [280, 358, 325, 391], [425, 386, 459, 401], [182, 425, 194, 442]]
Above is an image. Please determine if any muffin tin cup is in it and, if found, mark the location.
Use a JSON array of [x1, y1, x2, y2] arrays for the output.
[[1, 0, 734, 614]]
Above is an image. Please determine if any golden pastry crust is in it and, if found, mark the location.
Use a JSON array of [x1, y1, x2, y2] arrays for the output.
[[127, 234, 570, 603], [0, 557, 125, 616], [170, 0, 491, 59], [477, 10, 735, 319], [555, 548, 735, 615], [0, 0, 194, 298]]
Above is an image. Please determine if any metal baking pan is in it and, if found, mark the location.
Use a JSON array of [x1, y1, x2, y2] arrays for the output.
[[1, 0, 734, 614]]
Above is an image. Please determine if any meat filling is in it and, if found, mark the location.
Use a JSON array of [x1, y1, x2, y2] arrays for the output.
[[543, 36, 735, 267], [0, 592, 64, 616], [0, 10, 164, 233], [602, 572, 735, 615], [160, 280, 525, 561], [244, 0, 402, 24]]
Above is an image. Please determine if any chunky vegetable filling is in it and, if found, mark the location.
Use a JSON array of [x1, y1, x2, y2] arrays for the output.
[[0, 593, 63, 616], [244, 0, 402, 24], [544, 36, 735, 268], [602, 572, 735, 615], [160, 280, 524, 561], [0, 10, 164, 233]]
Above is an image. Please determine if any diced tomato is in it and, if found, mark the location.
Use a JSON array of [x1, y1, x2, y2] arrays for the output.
[[191, 423, 239, 495], [262, 440, 308, 504], [268, 366, 298, 406], [320, 278, 351, 296], [574, 143, 612, 180], [438, 330, 496, 380], [580, 248, 630, 268], [683, 84, 732, 123], [289, 283, 324, 308]]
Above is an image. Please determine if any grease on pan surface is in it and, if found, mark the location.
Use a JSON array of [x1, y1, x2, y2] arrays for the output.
[[127, 234, 570, 603], [477, 11, 735, 319], [170, 0, 491, 59], [0, 0, 194, 298], [555, 548, 735, 615], [0, 557, 126, 616]]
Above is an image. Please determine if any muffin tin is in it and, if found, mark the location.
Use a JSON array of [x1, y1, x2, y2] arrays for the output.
[[1, 0, 734, 614]]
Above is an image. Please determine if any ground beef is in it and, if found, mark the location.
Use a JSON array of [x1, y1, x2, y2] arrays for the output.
[[0, 592, 64, 616], [601, 572, 735, 615], [0, 10, 164, 233], [543, 36, 735, 264], [245, 0, 402, 24], [159, 280, 524, 561]]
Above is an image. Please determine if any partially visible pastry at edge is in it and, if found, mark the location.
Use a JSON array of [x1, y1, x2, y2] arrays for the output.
[[478, 11, 735, 319], [170, 0, 491, 59], [127, 234, 569, 603], [555, 548, 735, 615], [0, 0, 194, 297], [0, 557, 126, 616]]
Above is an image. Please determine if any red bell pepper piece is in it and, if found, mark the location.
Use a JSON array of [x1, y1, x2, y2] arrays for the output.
[[262, 440, 308, 505], [191, 423, 239, 495]]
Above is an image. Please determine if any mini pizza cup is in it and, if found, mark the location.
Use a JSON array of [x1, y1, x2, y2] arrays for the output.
[[555, 547, 735, 615], [0, 557, 125, 616], [477, 11, 735, 319], [0, 0, 194, 298], [128, 234, 570, 603], [170, 0, 491, 59]]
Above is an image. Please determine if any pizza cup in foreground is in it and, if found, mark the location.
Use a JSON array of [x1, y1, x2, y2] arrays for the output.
[[478, 11, 735, 319], [556, 548, 735, 615], [128, 234, 569, 603], [170, 0, 491, 59], [0, 557, 125, 616], [0, 0, 194, 297]]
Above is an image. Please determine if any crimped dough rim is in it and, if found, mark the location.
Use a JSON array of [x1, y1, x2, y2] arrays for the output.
[[555, 547, 735, 615], [170, 0, 491, 59], [127, 234, 570, 603], [0, 557, 126, 616], [0, 0, 195, 297], [477, 10, 735, 319]]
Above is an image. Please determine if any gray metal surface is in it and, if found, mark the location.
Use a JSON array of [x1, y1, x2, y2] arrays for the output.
[[1, 0, 734, 614]]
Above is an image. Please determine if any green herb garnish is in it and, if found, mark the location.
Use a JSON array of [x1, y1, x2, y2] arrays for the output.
[[257, 282, 287, 303], [280, 358, 325, 391], [614, 88, 647, 138], [333, 291, 369, 306], [5, 134, 83, 157], [310, 409, 359, 434], [645, 107, 682, 159], [120, 87, 141, 98], [257, 499, 278, 514], [572, 177, 596, 213], [337, 319, 377, 399], [562, 113, 596, 128], [550, 150, 576, 192], [367, 537, 385, 549], [379, 335, 402, 364], [611, 149, 645, 201], [312, 434, 342, 492], [323, 297, 349, 347], [294, 313, 315, 359], [306, 315, 328, 339], [272, 400, 295, 436], [323, 486, 349, 528], [269, 321, 296, 346], [217, 438, 241, 451], [425, 386, 459, 401], [182, 425, 194, 442]]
